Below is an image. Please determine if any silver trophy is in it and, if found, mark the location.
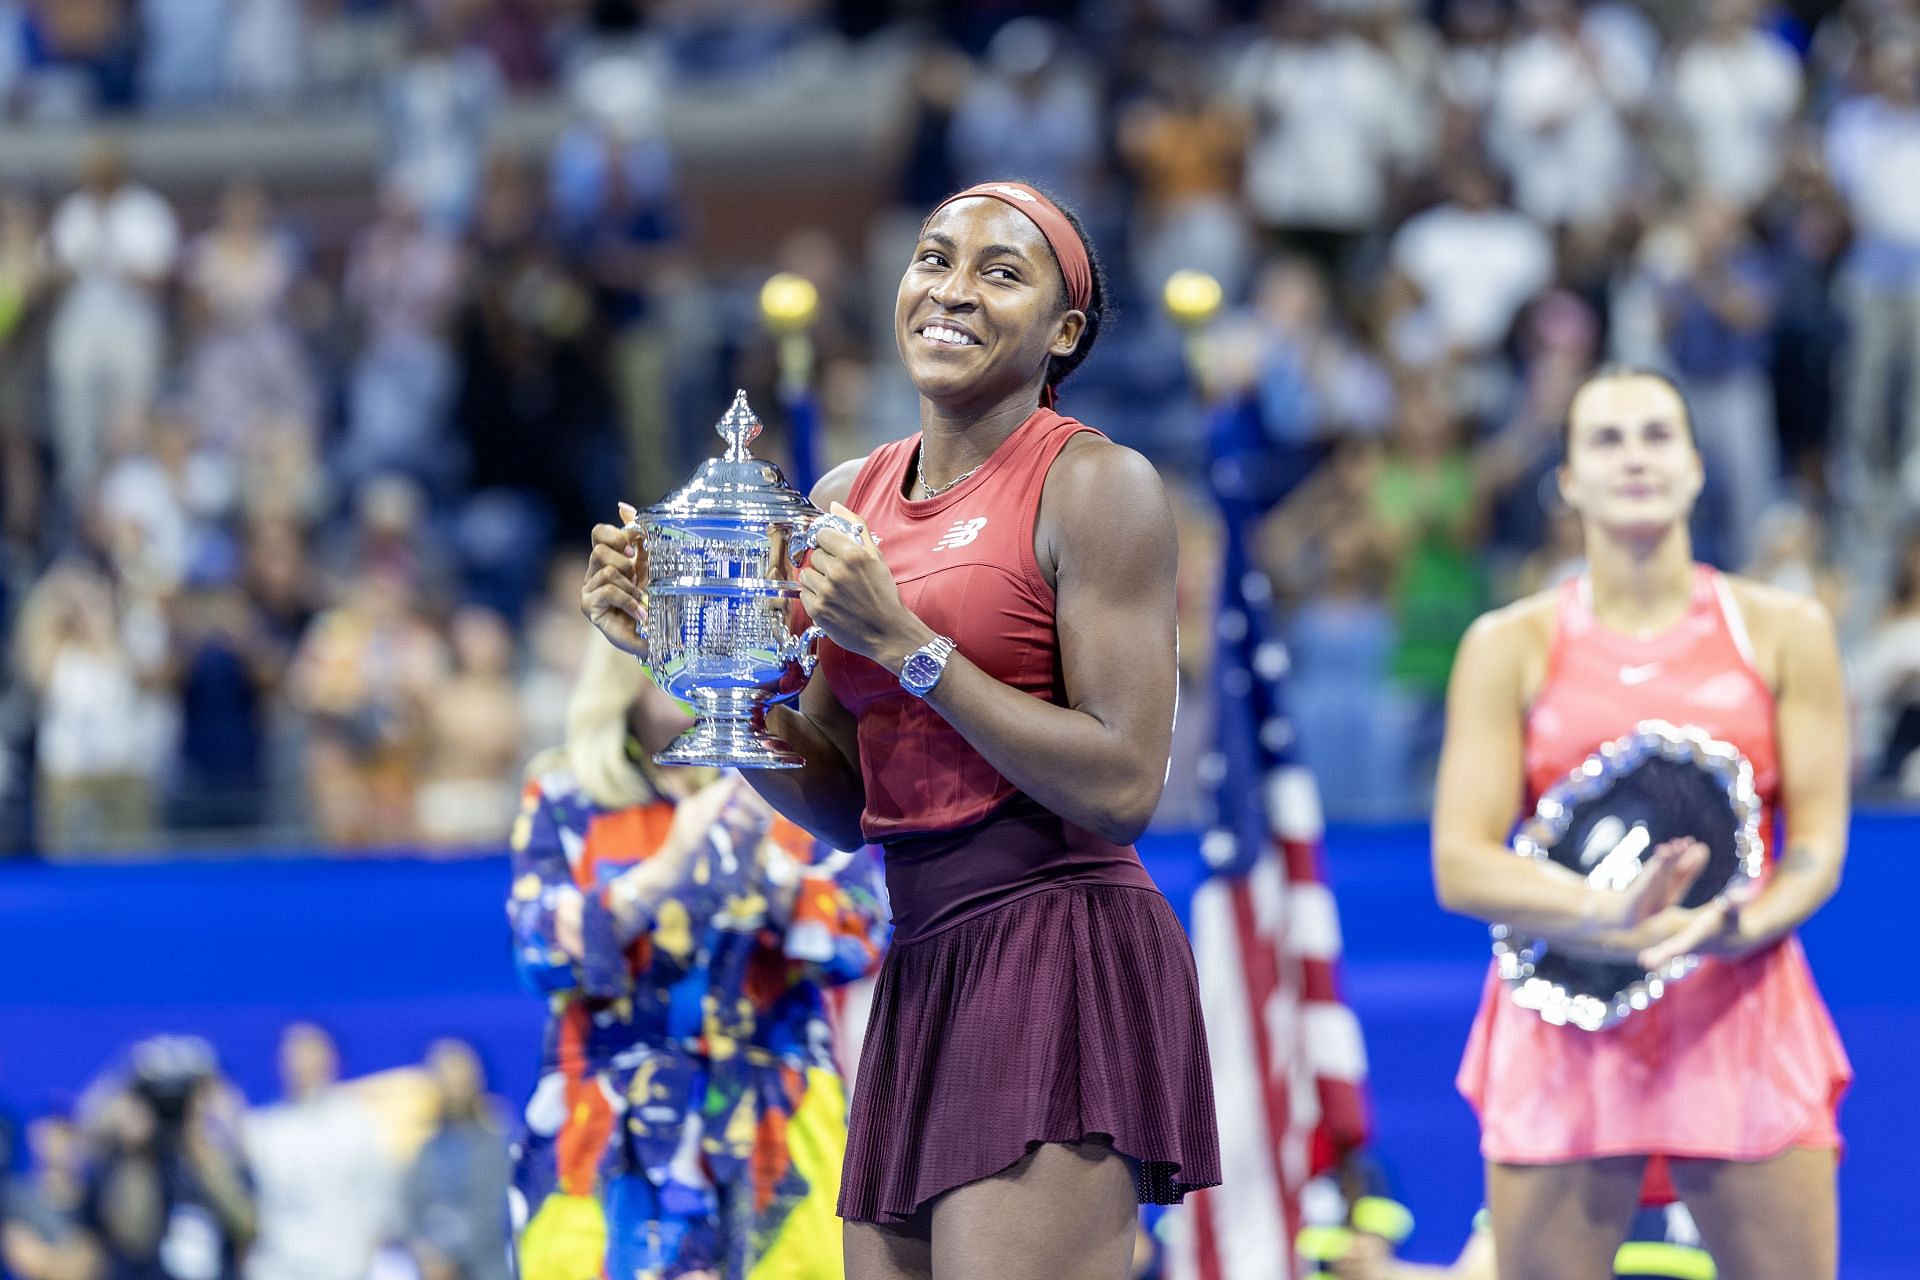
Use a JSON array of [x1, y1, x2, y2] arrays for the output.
[[1492, 720, 1764, 1031], [622, 390, 859, 768]]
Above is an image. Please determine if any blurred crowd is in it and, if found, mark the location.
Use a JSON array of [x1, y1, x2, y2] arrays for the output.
[[0, 1025, 510, 1280], [4, 0, 1920, 857]]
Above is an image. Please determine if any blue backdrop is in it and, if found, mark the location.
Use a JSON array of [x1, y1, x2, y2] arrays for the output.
[[3, 816, 1909, 1274]]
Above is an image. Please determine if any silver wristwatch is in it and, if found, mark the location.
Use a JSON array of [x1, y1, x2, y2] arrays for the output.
[[899, 635, 957, 698]]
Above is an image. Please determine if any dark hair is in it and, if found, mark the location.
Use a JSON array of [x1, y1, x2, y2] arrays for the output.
[[1560, 363, 1697, 457], [1030, 186, 1109, 394]]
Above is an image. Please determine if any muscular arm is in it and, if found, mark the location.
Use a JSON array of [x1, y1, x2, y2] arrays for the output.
[[923, 442, 1177, 842], [1736, 592, 1848, 947], [1637, 589, 1852, 970], [1431, 609, 1704, 937], [804, 440, 1178, 844]]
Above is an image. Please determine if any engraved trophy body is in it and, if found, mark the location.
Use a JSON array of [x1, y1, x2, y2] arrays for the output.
[[1493, 720, 1765, 1030], [624, 391, 857, 768]]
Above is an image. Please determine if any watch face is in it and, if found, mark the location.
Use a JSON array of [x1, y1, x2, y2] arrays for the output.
[[902, 652, 942, 690]]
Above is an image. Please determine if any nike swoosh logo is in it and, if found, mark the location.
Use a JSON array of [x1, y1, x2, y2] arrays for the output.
[[1619, 663, 1662, 685]]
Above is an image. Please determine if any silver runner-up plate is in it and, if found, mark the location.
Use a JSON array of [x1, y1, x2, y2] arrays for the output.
[[1492, 720, 1764, 1031]]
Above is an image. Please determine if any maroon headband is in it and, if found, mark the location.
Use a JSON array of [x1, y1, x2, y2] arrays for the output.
[[928, 181, 1092, 313], [926, 181, 1093, 405]]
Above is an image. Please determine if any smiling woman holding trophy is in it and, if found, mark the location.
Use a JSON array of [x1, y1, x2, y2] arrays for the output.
[[1431, 366, 1852, 1280], [581, 180, 1218, 1280]]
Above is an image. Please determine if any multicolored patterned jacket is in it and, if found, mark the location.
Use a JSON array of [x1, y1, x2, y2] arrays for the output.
[[505, 763, 887, 1280]]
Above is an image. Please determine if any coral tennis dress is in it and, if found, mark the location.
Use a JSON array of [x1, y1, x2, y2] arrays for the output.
[[1458, 567, 1851, 1167]]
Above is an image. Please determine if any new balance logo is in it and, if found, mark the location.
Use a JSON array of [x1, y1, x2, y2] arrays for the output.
[[933, 517, 987, 551]]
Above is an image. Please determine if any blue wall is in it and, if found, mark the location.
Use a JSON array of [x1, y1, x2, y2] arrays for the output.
[[2, 818, 1911, 1275]]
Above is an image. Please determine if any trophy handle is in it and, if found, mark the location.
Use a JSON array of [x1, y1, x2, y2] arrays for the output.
[[790, 624, 826, 677]]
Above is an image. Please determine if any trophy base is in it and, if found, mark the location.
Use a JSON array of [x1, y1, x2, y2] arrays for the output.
[[653, 689, 804, 770]]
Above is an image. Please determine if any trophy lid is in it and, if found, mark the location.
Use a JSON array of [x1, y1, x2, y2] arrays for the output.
[[643, 390, 821, 524]]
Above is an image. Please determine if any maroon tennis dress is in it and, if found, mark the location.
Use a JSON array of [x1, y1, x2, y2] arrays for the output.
[[818, 407, 1221, 1224]]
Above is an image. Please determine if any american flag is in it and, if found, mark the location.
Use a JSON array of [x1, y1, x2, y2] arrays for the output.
[[1161, 452, 1372, 1280]]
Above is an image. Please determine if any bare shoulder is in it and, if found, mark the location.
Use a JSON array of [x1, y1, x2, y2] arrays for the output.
[[1462, 589, 1558, 663], [1722, 574, 1835, 639], [809, 456, 870, 511], [1722, 575, 1840, 684], [1041, 433, 1171, 519], [1037, 434, 1175, 584]]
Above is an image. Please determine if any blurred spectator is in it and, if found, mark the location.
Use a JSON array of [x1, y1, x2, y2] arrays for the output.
[[381, 7, 501, 234], [1116, 53, 1252, 302], [139, 0, 230, 108], [183, 181, 317, 459], [415, 605, 524, 850], [400, 1041, 509, 1280], [516, 553, 591, 756], [1367, 379, 1487, 732], [339, 186, 464, 492], [1477, 288, 1602, 568], [550, 51, 687, 505], [1827, 33, 1920, 507], [164, 552, 288, 833], [241, 1024, 396, 1280], [1665, 0, 1802, 211], [45, 142, 179, 509], [1246, 257, 1394, 450], [1767, 138, 1848, 497], [0, 2, 28, 116], [0, 187, 50, 546], [1230, 1, 1422, 274], [1487, 0, 1655, 231], [1854, 526, 1920, 795], [1745, 499, 1850, 621], [94, 402, 229, 595], [285, 567, 444, 848], [1636, 192, 1781, 567], [226, 0, 305, 106], [452, 155, 607, 547], [14, 563, 166, 856], [1387, 161, 1552, 408], [30, 0, 138, 116], [949, 19, 1103, 214], [78, 1036, 254, 1280], [1437, 0, 1509, 127], [303, 0, 406, 100], [3, 1114, 103, 1280]]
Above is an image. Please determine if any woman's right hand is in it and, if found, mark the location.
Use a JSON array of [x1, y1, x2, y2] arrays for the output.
[[582, 503, 649, 659]]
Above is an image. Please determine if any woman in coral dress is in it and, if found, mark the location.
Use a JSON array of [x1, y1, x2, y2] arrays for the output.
[[1431, 366, 1851, 1279]]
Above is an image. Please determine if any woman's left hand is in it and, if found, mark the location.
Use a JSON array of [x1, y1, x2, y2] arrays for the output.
[[797, 502, 929, 669], [1637, 880, 1762, 971]]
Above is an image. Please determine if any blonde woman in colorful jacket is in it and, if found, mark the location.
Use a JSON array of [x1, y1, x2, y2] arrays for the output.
[[507, 638, 887, 1280]]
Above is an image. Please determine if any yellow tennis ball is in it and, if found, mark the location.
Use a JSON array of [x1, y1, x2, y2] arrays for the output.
[[760, 272, 820, 330], [1163, 270, 1223, 327]]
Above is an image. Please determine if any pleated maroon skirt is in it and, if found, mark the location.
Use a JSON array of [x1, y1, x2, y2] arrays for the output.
[[837, 882, 1221, 1223]]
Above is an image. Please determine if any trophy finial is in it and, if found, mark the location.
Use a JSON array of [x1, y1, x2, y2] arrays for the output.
[[718, 389, 762, 461]]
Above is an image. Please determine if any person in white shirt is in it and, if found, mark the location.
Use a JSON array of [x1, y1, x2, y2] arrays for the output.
[[1666, 0, 1803, 211], [1231, 1, 1425, 259], [242, 1024, 398, 1280], [1390, 162, 1555, 361], [1826, 36, 1920, 505], [1487, 0, 1655, 230], [45, 141, 179, 509]]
